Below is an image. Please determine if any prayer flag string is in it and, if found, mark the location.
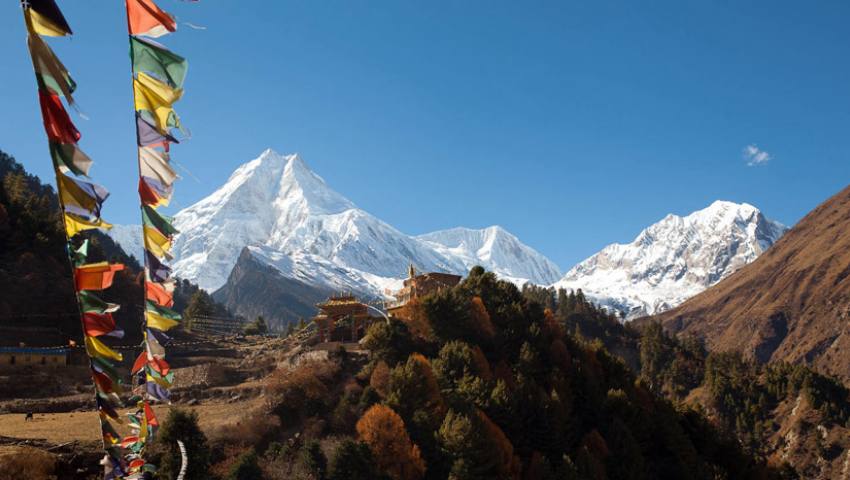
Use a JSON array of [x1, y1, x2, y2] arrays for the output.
[[19, 1, 128, 477], [122, 0, 190, 476]]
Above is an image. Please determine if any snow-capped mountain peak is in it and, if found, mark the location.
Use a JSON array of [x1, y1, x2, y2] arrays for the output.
[[162, 149, 559, 293], [108, 149, 784, 324], [417, 226, 562, 285], [553, 201, 788, 319]]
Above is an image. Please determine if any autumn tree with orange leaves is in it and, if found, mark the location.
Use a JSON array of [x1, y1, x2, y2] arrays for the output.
[[356, 404, 426, 480]]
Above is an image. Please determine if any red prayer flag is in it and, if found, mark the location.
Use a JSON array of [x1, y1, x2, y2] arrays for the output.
[[120, 436, 140, 449], [131, 351, 147, 374], [149, 356, 170, 376], [38, 90, 80, 144], [144, 402, 159, 427], [138, 177, 161, 206], [92, 370, 115, 394], [145, 281, 173, 307], [83, 312, 116, 337], [76, 263, 125, 291], [126, 0, 176, 37]]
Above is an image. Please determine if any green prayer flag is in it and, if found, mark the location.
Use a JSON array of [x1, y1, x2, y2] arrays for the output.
[[142, 205, 179, 236], [148, 368, 174, 385], [145, 300, 182, 320], [50, 142, 92, 177], [92, 356, 122, 384], [79, 291, 120, 314], [130, 36, 188, 89]]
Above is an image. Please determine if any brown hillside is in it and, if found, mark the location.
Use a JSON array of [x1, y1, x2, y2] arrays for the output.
[[654, 184, 850, 379]]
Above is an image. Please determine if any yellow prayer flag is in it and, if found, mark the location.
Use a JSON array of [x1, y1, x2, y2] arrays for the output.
[[143, 225, 172, 259], [146, 372, 173, 390], [26, 9, 71, 37], [139, 413, 148, 440], [133, 72, 183, 134], [146, 310, 179, 332], [85, 336, 123, 362], [65, 213, 112, 237]]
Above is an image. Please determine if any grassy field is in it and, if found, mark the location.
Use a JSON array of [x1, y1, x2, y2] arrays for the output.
[[0, 402, 247, 444]]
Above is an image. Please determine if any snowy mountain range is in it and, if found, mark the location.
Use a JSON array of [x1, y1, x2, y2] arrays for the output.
[[107, 148, 787, 324], [169, 149, 561, 296], [553, 201, 788, 318]]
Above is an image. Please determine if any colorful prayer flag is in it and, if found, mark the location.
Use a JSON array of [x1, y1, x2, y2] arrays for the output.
[[146, 332, 166, 358], [145, 310, 179, 331], [38, 91, 80, 144], [139, 147, 177, 186], [50, 143, 92, 177], [57, 173, 110, 218], [130, 36, 188, 89], [65, 212, 112, 237], [142, 205, 178, 235], [85, 335, 123, 362], [93, 369, 122, 394], [75, 262, 125, 291], [24, 0, 73, 37], [83, 312, 117, 337], [143, 225, 173, 259], [133, 72, 183, 134], [126, 0, 176, 38], [92, 357, 122, 388], [136, 113, 178, 147], [145, 250, 172, 283], [139, 176, 172, 207], [145, 378, 170, 401], [27, 32, 76, 102], [145, 281, 174, 307], [144, 403, 159, 427], [79, 291, 121, 314]]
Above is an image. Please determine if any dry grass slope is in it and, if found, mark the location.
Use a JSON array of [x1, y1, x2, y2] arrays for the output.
[[655, 184, 850, 378]]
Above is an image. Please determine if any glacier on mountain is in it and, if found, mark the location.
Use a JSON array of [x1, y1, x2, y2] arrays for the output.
[[166, 149, 562, 294], [552, 200, 788, 319]]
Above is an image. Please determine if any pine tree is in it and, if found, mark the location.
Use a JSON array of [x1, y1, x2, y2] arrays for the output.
[[148, 409, 211, 480], [302, 440, 327, 480], [183, 290, 216, 330], [328, 440, 384, 480], [356, 404, 426, 480]]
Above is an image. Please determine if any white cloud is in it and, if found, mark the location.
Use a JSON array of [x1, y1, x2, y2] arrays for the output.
[[743, 144, 771, 166]]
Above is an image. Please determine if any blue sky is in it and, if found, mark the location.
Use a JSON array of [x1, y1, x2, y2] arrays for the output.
[[1, 1, 848, 269]]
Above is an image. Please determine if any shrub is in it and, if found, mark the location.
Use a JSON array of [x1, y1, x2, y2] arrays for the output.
[[302, 440, 327, 480], [227, 448, 262, 480]]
